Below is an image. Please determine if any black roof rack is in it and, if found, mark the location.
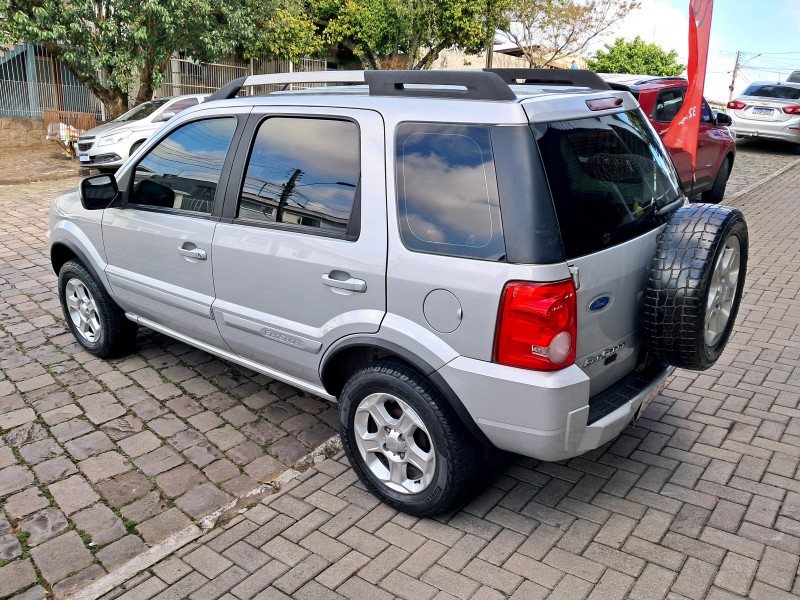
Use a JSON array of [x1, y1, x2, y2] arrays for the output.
[[205, 70, 517, 103], [485, 68, 611, 91]]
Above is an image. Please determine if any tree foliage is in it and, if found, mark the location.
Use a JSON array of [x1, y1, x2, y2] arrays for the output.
[[586, 36, 684, 76], [500, 0, 639, 68], [0, 0, 321, 118], [315, 0, 508, 70]]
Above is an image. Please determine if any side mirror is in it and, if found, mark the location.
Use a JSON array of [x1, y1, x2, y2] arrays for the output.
[[79, 174, 119, 210], [159, 112, 176, 122], [715, 112, 732, 125]]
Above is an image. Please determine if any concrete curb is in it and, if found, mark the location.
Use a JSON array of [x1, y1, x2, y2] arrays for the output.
[[62, 435, 343, 600], [725, 157, 800, 203]]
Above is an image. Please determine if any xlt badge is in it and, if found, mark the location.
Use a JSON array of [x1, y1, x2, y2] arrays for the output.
[[583, 342, 625, 367]]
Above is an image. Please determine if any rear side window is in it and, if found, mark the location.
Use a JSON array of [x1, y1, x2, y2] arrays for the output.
[[238, 117, 360, 237], [395, 123, 505, 261], [743, 84, 800, 100], [653, 89, 684, 122], [534, 110, 681, 259]]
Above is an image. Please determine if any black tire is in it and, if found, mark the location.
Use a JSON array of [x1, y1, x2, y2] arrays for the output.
[[58, 260, 137, 358], [701, 156, 731, 204], [793, 142, 800, 155], [338, 359, 481, 517], [643, 204, 748, 371]]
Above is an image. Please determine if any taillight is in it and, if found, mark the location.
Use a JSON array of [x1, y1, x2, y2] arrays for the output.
[[727, 101, 746, 110], [493, 280, 577, 372], [782, 105, 800, 114]]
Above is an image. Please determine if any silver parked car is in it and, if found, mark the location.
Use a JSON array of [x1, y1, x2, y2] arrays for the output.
[[727, 80, 800, 153], [49, 69, 748, 515], [76, 94, 208, 171]]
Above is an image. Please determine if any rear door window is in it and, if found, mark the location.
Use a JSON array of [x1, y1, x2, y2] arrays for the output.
[[395, 123, 505, 261], [653, 89, 685, 122], [533, 110, 682, 259]]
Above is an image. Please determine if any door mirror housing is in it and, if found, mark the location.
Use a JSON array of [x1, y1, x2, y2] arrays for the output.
[[715, 112, 732, 125], [79, 174, 119, 210], [159, 112, 176, 122]]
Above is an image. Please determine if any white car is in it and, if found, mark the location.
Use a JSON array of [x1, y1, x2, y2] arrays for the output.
[[727, 81, 800, 154], [76, 94, 208, 171]]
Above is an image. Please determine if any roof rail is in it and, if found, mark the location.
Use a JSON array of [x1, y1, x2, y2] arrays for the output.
[[205, 70, 517, 102], [485, 68, 611, 91]]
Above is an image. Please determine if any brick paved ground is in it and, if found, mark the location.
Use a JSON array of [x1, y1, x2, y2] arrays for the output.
[[1, 143, 799, 599]]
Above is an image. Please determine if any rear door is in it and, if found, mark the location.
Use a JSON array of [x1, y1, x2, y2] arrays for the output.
[[534, 109, 683, 395], [211, 108, 386, 386]]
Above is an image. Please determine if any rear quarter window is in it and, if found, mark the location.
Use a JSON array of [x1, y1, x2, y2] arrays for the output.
[[395, 123, 505, 261]]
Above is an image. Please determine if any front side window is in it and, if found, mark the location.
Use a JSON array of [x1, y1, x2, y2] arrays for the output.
[[238, 118, 360, 236], [130, 118, 236, 214], [653, 89, 685, 122], [534, 110, 682, 259], [115, 99, 170, 122], [395, 123, 505, 261]]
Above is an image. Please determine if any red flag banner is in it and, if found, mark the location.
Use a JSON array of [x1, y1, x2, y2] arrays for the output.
[[662, 0, 713, 174]]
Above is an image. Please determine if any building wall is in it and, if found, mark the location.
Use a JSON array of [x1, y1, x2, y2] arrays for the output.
[[0, 117, 48, 149]]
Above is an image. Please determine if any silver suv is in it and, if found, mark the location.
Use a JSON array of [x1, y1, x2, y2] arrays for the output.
[[49, 69, 748, 516]]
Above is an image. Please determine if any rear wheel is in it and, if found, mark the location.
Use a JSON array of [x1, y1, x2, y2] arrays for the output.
[[643, 204, 748, 370], [701, 157, 731, 204], [338, 359, 481, 516]]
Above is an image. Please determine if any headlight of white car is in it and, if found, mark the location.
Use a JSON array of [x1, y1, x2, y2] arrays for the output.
[[97, 131, 133, 146]]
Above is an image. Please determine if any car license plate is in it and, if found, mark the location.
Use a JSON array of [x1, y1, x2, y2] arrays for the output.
[[78, 153, 90, 163], [635, 379, 668, 422], [752, 107, 773, 116]]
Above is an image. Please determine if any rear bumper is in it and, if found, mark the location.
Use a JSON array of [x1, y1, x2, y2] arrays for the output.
[[439, 357, 674, 461], [730, 118, 800, 144]]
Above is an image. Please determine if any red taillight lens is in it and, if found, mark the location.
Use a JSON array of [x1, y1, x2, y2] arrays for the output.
[[493, 280, 577, 372], [727, 101, 746, 110], [782, 105, 800, 114]]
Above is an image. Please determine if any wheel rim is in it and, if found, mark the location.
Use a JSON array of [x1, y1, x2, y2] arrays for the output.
[[353, 393, 436, 494], [705, 235, 741, 347], [65, 278, 102, 343]]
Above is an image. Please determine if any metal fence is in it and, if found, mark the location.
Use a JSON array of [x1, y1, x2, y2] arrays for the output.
[[1, 43, 327, 122], [152, 55, 327, 98], [1, 44, 105, 119]]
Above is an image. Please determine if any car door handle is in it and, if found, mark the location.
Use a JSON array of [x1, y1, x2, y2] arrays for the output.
[[177, 243, 207, 260], [322, 272, 367, 293]]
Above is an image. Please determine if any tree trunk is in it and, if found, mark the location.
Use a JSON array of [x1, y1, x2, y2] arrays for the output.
[[413, 42, 449, 70], [136, 54, 172, 105]]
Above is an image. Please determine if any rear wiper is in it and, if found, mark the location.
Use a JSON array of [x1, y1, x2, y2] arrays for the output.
[[655, 197, 685, 217]]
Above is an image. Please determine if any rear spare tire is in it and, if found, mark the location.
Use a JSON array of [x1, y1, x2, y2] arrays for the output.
[[643, 204, 748, 370]]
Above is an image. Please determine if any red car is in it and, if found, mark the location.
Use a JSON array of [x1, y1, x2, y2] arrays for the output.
[[601, 75, 736, 203]]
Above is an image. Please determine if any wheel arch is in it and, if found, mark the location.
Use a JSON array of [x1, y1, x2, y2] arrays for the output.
[[321, 337, 492, 448], [51, 240, 103, 286]]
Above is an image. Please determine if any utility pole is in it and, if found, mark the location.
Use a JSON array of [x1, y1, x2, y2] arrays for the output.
[[485, 0, 494, 69], [728, 50, 741, 103], [277, 169, 302, 223]]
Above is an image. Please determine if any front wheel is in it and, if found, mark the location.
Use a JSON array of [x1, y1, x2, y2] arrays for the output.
[[58, 260, 137, 357], [338, 360, 482, 517]]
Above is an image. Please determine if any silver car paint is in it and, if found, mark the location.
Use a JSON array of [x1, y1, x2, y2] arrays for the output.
[[212, 107, 387, 386]]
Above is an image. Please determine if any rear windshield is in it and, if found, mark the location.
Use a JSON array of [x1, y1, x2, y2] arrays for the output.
[[533, 110, 681, 259], [743, 84, 800, 100]]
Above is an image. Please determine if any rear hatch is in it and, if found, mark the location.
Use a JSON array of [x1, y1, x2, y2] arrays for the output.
[[733, 83, 800, 122], [531, 108, 683, 396]]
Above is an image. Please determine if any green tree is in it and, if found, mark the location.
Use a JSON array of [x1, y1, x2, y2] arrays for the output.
[[0, 0, 321, 118], [501, 0, 639, 68], [316, 0, 509, 70], [587, 36, 684, 76]]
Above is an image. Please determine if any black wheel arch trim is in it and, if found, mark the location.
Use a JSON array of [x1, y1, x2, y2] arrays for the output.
[[51, 240, 106, 294], [321, 336, 493, 448]]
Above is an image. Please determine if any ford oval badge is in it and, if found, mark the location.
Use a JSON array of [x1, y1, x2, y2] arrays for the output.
[[589, 295, 611, 312]]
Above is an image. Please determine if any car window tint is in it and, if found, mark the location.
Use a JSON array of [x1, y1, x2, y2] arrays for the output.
[[238, 118, 360, 235], [701, 100, 713, 124], [534, 110, 682, 259], [130, 118, 236, 214], [654, 89, 685, 122], [395, 123, 505, 261], [742, 83, 800, 100], [167, 98, 200, 113]]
